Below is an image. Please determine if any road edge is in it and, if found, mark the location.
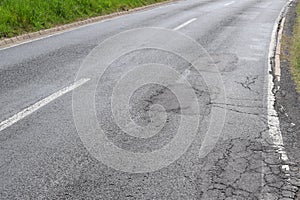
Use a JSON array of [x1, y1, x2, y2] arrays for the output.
[[266, 0, 300, 199], [0, 0, 176, 49]]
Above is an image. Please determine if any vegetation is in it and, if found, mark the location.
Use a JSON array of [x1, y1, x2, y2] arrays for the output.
[[290, 2, 300, 91], [0, 0, 166, 38]]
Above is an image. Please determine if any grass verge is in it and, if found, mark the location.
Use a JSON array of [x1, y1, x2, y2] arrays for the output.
[[0, 0, 167, 39], [290, 1, 300, 91]]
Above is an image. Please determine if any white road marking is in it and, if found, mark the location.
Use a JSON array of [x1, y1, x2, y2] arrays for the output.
[[173, 18, 197, 31], [267, 1, 291, 173], [224, 1, 235, 6], [0, 78, 90, 132], [261, 3, 293, 198]]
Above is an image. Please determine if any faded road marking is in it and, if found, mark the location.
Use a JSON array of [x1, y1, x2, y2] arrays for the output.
[[173, 18, 197, 31], [225, 1, 235, 6]]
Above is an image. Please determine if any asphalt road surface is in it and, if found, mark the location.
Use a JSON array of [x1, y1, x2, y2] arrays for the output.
[[0, 0, 296, 199]]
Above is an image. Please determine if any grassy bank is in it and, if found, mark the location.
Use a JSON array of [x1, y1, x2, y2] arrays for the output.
[[0, 0, 166, 38], [290, 2, 300, 91]]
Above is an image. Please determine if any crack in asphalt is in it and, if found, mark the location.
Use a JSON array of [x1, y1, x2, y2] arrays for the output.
[[212, 104, 261, 116], [192, 122, 299, 199], [235, 76, 259, 91]]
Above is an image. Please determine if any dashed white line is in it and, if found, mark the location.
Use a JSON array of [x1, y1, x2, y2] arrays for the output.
[[224, 1, 235, 6], [0, 78, 90, 132], [173, 18, 197, 31]]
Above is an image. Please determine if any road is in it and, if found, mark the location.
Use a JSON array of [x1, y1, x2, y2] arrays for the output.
[[0, 0, 295, 199]]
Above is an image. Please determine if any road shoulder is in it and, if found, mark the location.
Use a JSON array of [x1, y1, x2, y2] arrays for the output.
[[276, 0, 300, 198]]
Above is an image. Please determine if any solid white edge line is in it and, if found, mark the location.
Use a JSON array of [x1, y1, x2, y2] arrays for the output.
[[262, 2, 294, 198], [224, 1, 235, 6], [267, 0, 292, 174], [173, 18, 197, 31], [0, 78, 90, 132]]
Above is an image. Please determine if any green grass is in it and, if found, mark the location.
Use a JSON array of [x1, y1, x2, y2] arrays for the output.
[[0, 0, 167, 38], [290, 2, 300, 91]]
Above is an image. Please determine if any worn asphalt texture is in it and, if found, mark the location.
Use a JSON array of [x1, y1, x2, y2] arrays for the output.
[[0, 0, 299, 199]]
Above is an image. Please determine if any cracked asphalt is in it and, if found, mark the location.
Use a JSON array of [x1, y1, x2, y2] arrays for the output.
[[0, 0, 299, 199]]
